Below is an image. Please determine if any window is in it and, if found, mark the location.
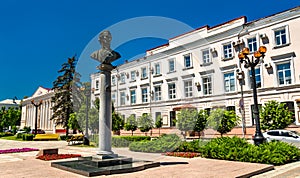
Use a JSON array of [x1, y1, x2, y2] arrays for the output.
[[184, 80, 193, 98], [223, 43, 233, 59], [111, 93, 116, 104], [202, 76, 212, 95], [274, 27, 288, 46], [267, 131, 280, 136], [154, 86, 162, 101], [281, 101, 295, 122], [130, 90, 136, 104], [202, 50, 210, 64], [169, 58, 175, 72], [170, 111, 176, 127], [120, 91, 126, 105], [95, 80, 99, 89], [248, 37, 257, 53], [277, 63, 291, 85], [184, 54, 192, 68], [251, 104, 262, 125], [154, 63, 161, 75], [168, 83, 176, 99], [204, 108, 211, 116], [112, 76, 116, 85], [226, 106, 235, 112], [130, 71, 136, 81], [155, 112, 161, 123], [141, 88, 148, 103], [141, 67, 147, 79], [224, 72, 235, 92], [120, 73, 125, 83], [249, 68, 261, 88]]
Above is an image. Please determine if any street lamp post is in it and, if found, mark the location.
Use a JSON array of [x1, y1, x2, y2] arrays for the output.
[[31, 100, 43, 135], [238, 46, 267, 145], [80, 87, 89, 138]]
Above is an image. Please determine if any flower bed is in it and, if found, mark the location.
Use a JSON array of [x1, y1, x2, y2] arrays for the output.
[[36, 154, 81, 161], [0, 148, 39, 154], [164, 152, 201, 158]]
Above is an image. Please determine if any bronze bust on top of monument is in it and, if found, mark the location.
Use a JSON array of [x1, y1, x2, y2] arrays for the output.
[[91, 30, 121, 71]]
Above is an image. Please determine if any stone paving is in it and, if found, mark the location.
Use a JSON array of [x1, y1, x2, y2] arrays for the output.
[[0, 139, 297, 178]]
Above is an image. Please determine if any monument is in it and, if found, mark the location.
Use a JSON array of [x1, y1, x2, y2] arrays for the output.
[[91, 30, 120, 157], [51, 30, 160, 176]]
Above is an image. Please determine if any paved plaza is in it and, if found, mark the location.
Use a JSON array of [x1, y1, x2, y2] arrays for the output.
[[0, 139, 299, 178]]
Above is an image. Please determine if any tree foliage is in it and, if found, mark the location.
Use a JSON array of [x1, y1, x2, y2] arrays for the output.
[[0, 107, 21, 131], [194, 109, 208, 138], [124, 114, 138, 136], [138, 113, 153, 134], [260, 100, 293, 131], [51, 56, 77, 137], [112, 112, 124, 133], [68, 113, 81, 134], [207, 108, 239, 136], [176, 109, 198, 139], [155, 115, 163, 136]]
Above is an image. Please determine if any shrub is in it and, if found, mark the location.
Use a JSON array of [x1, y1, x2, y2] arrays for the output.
[[0, 132, 14, 137], [16, 133, 24, 139], [112, 136, 151, 147], [129, 134, 181, 153], [199, 136, 300, 165], [22, 134, 34, 141], [60, 135, 72, 141], [175, 139, 209, 152]]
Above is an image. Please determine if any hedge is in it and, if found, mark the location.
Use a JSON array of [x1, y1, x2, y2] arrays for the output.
[[112, 136, 151, 147]]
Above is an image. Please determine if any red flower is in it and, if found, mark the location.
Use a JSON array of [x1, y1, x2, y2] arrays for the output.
[[36, 154, 81, 161]]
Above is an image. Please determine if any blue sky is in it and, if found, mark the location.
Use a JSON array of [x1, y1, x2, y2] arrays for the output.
[[0, 0, 299, 101]]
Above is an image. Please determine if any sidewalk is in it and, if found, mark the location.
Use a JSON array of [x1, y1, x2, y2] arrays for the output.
[[0, 139, 283, 178]]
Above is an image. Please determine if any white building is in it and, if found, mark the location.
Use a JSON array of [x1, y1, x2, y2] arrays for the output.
[[0, 98, 20, 109], [91, 6, 300, 135], [20, 86, 56, 133]]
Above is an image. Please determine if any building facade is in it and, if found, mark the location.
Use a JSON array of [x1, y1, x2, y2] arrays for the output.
[[91, 7, 300, 131], [20, 86, 56, 133]]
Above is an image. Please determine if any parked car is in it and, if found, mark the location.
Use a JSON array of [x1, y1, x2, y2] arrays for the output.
[[3, 129, 12, 134], [30, 129, 45, 134], [17, 129, 26, 134], [262, 129, 300, 144]]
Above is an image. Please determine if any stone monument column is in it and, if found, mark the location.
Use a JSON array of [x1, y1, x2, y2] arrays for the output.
[[90, 30, 121, 157], [98, 64, 114, 155]]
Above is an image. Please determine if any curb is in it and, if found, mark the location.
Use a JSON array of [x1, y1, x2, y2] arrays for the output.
[[252, 161, 300, 178], [236, 165, 274, 178]]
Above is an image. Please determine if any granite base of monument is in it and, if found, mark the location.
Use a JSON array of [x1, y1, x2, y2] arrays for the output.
[[51, 155, 160, 177]]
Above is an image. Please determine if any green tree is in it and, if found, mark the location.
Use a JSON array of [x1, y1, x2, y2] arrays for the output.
[[260, 100, 293, 131], [138, 113, 153, 135], [51, 56, 77, 137], [0, 107, 21, 131], [194, 109, 208, 138], [155, 115, 163, 136], [0, 107, 5, 131], [207, 108, 239, 136], [68, 113, 81, 134], [88, 107, 99, 134], [176, 109, 198, 139], [112, 112, 124, 135], [124, 114, 138, 136]]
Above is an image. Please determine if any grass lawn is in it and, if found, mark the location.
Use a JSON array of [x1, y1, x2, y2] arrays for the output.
[[0, 135, 23, 141], [69, 142, 97, 148]]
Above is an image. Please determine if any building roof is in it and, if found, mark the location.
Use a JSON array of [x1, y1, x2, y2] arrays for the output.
[[0, 99, 21, 105]]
